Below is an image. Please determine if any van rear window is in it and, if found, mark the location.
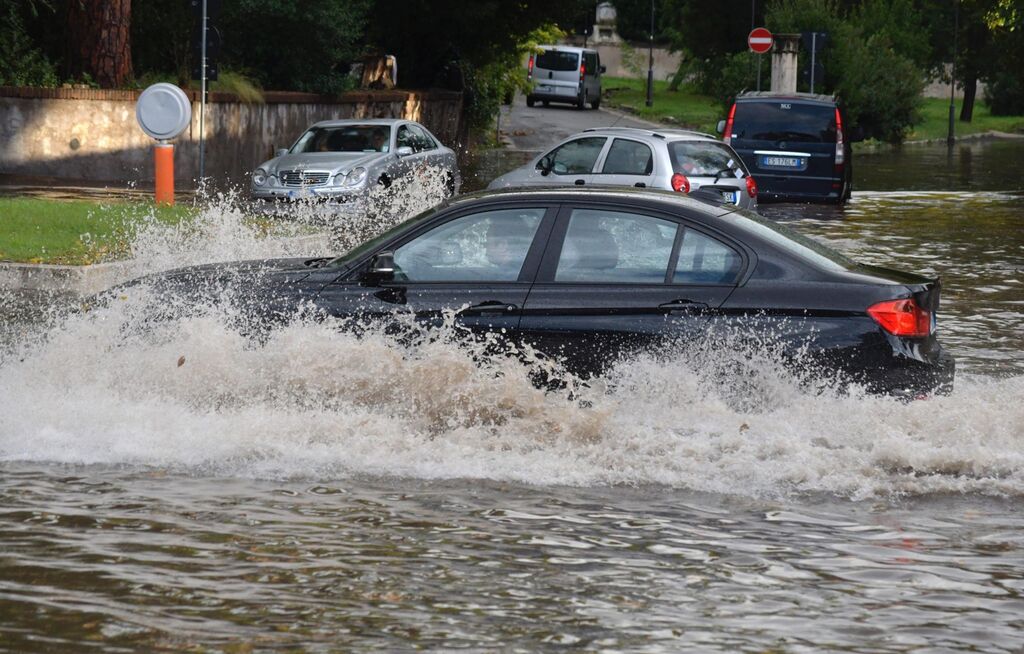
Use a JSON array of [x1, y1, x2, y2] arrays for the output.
[[535, 51, 580, 72], [732, 102, 836, 143]]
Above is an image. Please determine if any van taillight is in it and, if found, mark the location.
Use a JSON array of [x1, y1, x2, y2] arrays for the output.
[[867, 298, 931, 338], [579, 62, 585, 84], [723, 103, 737, 144], [834, 107, 845, 169], [671, 173, 690, 193], [528, 55, 534, 81], [745, 176, 758, 198]]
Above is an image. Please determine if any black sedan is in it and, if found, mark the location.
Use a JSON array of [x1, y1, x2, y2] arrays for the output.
[[124, 188, 954, 396]]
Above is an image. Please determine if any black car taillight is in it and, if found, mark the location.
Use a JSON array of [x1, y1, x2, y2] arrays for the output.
[[868, 298, 930, 338]]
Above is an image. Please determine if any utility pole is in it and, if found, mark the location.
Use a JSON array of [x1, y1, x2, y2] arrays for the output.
[[947, 0, 959, 148], [645, 0, 654, 107], [199, 0, 207, 182]]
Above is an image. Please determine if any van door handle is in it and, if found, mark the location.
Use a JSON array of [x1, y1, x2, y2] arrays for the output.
[[659, 299, 709, 315], [574, 179, 586, 186], [634, 182, 646, 188]]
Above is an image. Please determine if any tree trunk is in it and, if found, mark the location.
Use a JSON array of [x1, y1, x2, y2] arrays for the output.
[[668, 58, 688, 92], [959, 76, 976, 122], [67, 0, 133, 88]]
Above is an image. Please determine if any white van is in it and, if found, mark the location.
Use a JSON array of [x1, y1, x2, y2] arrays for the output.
[[526, 46, 604, 110]]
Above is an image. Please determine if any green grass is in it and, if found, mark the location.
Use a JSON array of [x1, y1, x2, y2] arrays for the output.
[[0, 198, 195, 265], [602, 76, 1024, 143], [601, 76, 723, 134], [905, 97, 1024, 141]]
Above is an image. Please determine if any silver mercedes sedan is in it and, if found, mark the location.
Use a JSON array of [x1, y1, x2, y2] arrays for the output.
[[250, 118, 460, 211]]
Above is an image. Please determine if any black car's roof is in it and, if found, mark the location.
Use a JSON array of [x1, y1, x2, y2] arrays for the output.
[[450, 186, 737, 218], [736, 91, 837, 106]]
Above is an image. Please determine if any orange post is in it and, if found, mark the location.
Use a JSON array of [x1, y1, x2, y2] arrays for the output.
[[154, 142, 175, 205]]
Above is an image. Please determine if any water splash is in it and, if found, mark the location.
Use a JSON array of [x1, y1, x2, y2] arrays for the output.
[[2, 184, 1023, 500]]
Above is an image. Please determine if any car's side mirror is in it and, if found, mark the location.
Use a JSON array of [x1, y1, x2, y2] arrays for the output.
[[275, 148, 288, 157], [600, 65, 607, 74], [537, 155, 554, 177], [396, 146, 414, 157], [849, 125, 866, 142], [716, 120, 726, 135], [364, 251, 396, 284]]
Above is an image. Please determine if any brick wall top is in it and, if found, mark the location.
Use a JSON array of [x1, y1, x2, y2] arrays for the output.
[[0, 86, 462, 105]]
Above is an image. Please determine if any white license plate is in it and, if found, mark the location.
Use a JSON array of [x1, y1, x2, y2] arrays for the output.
[[761, 156, 802, 168], [722, 190, 739, 204], [288, 188, 312, 200]]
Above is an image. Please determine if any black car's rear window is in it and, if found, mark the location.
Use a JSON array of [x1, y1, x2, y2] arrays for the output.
[[732, 102, 837, 143], [535, 50, 579, 72], [728, 212, 857, 272], [668, 141, 749, 176]]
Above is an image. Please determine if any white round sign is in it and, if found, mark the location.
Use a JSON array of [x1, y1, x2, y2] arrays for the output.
[[136, 83, 192, 140]]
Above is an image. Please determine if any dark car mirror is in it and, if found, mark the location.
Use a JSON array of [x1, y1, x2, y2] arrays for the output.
[[716, 120, 726, 135], [275, 148, 288, 157], [364, 251, 396, 284], [849, 125, 866, 142], [396, 145, 414, 157], [600, 65, 607, 74]]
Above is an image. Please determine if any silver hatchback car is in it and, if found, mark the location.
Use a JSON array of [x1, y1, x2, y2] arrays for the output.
[[487, 127, 758, 210], [251, 118, 460, 211]]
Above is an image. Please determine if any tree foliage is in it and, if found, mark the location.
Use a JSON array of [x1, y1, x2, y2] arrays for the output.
[[768, 0, 924, 141], [0, 2, 58, 86]]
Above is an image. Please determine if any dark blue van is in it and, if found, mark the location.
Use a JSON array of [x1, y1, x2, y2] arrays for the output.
[[719, 92, 852, 204]]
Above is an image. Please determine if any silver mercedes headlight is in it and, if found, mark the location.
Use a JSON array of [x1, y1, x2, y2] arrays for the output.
[[343, 167, 367, 187], [252, 169, 267, 186]]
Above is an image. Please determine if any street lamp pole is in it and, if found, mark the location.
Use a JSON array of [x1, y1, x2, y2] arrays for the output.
[[947, 0, 959, 148], [646, 0, 654, 107]]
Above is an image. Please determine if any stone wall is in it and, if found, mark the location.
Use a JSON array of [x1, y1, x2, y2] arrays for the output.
[[0, 86, 464, 188]]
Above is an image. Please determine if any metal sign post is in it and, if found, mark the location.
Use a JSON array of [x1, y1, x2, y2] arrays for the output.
[[748, 28, 773, 91]]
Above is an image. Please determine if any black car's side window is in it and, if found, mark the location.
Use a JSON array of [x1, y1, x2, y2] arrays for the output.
[[538, 137, 606, 175], [672, 229, 743, 284], [555, 209, 678, 283], [392, 208, 545, 282], [599, 138, 654, 175]]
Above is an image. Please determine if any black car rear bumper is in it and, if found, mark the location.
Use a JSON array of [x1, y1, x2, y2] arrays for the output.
[[855, 351, 955, 397]]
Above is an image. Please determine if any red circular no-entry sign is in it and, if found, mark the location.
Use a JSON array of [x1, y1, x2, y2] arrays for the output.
[[748, 28, 773, 54]]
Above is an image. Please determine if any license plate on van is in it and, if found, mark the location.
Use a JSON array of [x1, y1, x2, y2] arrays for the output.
[[760, 155, 804, 169]]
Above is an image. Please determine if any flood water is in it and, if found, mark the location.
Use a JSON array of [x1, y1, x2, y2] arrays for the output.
[[2, 139, 1024, 652]]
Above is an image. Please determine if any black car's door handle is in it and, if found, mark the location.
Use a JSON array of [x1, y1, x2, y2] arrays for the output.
[[574, 179, 586, 185], [459, 301, 519, 317], [659, 299, 709, 315]]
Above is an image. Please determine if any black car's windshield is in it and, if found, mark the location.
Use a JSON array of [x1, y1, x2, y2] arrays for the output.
[[535, 50, 579, 71], [291, 125, 391, 154], [727, 211, 857, 271], [325, 205, 443, 269], [669, 141, 748, 176], [732, 102, 836, 143]]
